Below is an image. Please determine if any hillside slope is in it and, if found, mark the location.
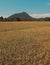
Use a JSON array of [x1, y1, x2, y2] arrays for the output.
[[8, 12, 33, 21]]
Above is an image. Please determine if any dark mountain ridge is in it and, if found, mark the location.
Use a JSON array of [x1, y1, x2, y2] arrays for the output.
[[0, 12, 50, 21], [8, 12, 33, 21]]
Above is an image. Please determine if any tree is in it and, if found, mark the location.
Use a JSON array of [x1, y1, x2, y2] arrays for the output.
[[0, 16, 3, 21], [17, 18, 21, 21], [4, 18, 8, 21]]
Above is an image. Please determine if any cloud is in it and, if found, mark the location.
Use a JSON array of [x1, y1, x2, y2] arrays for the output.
[[48, 3, 50, 5], [30, 14, 50, 18]]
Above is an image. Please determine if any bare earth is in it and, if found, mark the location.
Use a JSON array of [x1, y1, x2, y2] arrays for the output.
[[0, 21, 50, 65]]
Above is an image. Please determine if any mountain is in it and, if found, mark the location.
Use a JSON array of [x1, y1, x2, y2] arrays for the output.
[[8, 12, 33, 21], [0, 12, 50, 21]]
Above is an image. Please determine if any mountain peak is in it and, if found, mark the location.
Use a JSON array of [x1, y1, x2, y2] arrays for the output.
[[8, 12, 33, 21], [22, 12, 27, 14]]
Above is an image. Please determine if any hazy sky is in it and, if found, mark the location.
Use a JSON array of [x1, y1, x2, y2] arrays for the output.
[[0, 0, 50, 18]]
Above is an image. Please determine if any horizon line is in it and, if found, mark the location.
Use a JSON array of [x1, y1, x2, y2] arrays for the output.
[[0, 13, 50, 18]]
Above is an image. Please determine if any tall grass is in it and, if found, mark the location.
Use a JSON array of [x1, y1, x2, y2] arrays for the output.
[[0, 21, 50, 65]]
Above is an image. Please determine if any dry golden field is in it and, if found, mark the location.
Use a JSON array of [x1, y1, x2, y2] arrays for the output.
[[0, 21, 50, 65]]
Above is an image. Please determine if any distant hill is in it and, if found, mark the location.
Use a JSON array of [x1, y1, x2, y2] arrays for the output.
[[8, 12, 34, 21], [0, 12, 50, 21]]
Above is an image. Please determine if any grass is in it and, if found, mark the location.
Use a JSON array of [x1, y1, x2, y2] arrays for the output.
[[0, 21, 50, 65]]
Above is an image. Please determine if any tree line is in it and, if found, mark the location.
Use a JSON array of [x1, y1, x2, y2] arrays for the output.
[[0, 16, 21, 21], [0, 16, 50, 21]]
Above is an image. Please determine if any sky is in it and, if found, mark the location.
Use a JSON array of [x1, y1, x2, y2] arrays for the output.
[[0, 0, 50, 18]]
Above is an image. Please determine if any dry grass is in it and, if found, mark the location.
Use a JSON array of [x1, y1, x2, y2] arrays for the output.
[[0, 21, 50, 65]]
